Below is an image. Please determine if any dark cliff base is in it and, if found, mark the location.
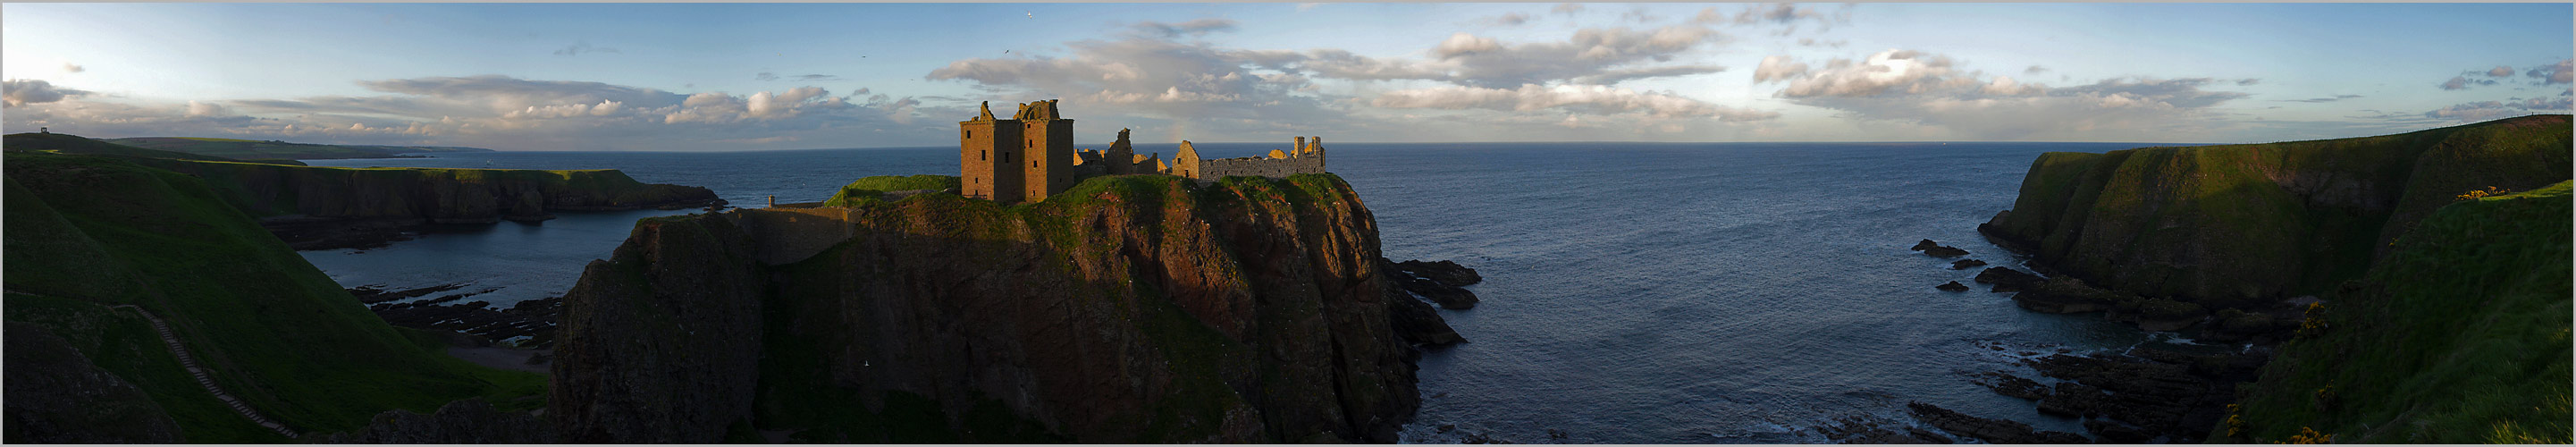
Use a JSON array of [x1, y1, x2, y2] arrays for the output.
[[551, 173, 1448, 443]]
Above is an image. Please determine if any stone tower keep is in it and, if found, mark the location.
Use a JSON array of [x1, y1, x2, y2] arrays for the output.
[[959, 101, 1027, 203], [1014, 100, 1075, 202]]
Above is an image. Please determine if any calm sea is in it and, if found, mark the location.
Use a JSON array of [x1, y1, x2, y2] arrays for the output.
[[299, 141, 2201, 443]]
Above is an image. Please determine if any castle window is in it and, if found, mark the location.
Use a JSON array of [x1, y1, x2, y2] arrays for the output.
[[965, 131, 972, 138]]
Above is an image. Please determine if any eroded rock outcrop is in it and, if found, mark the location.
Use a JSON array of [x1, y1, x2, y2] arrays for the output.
[[551, 173, 1427, 443]]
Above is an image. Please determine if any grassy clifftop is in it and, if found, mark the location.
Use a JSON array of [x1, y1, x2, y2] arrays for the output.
[[3, 152, 544, 442], [4, 132, 289, 164], [1983, 114, 2572, 308], [2221, 181, 2571, 443], [131, 158, 718, 222]]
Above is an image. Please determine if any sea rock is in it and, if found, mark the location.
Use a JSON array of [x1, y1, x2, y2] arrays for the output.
[[1973, 371, 2050, 401], [319, 399, 554, 443], [1393, 259, 1483, 286], [2008, 277, 2125, 314], [552, 174, 1425, 443], [1909, 240, 1970, 257], [2116, 298, 2206, 332], [1903, 401, 2088, 444], [1386, 258, 1482, 308], [1971, 267, 2043, 292], [1949, 259, 1988, 270], [2008, 349, 2257, 443], [1815, 415, 1954, 444], [1935, 281, 1971, 291], [1380, 259, 1467, 346], [4, 323, 182, 443]]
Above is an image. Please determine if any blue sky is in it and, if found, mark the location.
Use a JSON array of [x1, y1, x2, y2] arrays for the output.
[[4, 3, 2568, 151]]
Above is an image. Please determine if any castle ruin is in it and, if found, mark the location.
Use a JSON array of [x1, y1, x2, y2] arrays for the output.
[[959, 99, 1326, 203]]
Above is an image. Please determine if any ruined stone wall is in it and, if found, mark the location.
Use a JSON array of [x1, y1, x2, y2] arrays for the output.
[[1196, 156, 1324, 180], [1191, 137, 1326, 181]]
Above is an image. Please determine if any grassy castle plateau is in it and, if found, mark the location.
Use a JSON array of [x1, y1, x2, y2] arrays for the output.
[[2, 114, 2568, 443]]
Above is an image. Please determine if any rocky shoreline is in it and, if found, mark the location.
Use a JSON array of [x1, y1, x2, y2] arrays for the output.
[[349, 283, 563, 349], [1877, 239, 2287, 443]]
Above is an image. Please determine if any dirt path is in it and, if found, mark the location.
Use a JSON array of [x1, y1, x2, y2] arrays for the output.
[[108, 305, 300, 439]]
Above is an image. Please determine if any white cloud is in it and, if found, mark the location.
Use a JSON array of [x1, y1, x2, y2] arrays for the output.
[[4, 80, 88, 106], [185, 100, 228, 117], [1754, 49, 2254, 139], [2530, 59, 2572, 85], [1478, 13, 1534, 27], [1128, 18, 1237, 38], [5, 75, 932, 150], [1550, 3, 1584, 15], [1753, 55, 1810, 82], [2422, 96, 2572, 122], [552, 41, 619, 56], [1371, 83, 1776, 121]]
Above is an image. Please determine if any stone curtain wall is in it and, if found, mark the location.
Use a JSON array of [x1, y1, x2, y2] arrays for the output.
[[1197, 155, 1324, 181]]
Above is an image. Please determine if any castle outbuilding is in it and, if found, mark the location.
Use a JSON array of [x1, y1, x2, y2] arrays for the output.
[[959, 99, 1327, 203]]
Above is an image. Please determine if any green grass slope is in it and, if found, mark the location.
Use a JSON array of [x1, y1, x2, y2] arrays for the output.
[[107, 136, 491, 160], [1984, 114, 2572, 308], [820, 174, 961, 207], [2, 152, 543, 442], [123, 158, 715, 220], [2220, 181, 2572, 443]]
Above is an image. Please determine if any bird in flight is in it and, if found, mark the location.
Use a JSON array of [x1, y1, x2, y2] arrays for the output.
[[1025, 11, 1034, 19]]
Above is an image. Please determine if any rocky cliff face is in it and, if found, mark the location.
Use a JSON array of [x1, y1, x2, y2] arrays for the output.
[[1981, 114, 2571, 308], [129, 158, 720, 249], [2221, 181, 2571, 443], [551, 173, 1425, 443]]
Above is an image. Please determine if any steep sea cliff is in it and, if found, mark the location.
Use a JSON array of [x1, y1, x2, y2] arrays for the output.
[[551, 173, 1427, 443], [1975, 114, 2572, 443], [2222, 181, 2571, 443], [1982, 114, 2570, 308]]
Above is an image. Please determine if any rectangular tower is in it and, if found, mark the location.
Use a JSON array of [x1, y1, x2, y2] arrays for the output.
[[960, 102, 1025, 203], [1014, 100, 1076, 202]]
